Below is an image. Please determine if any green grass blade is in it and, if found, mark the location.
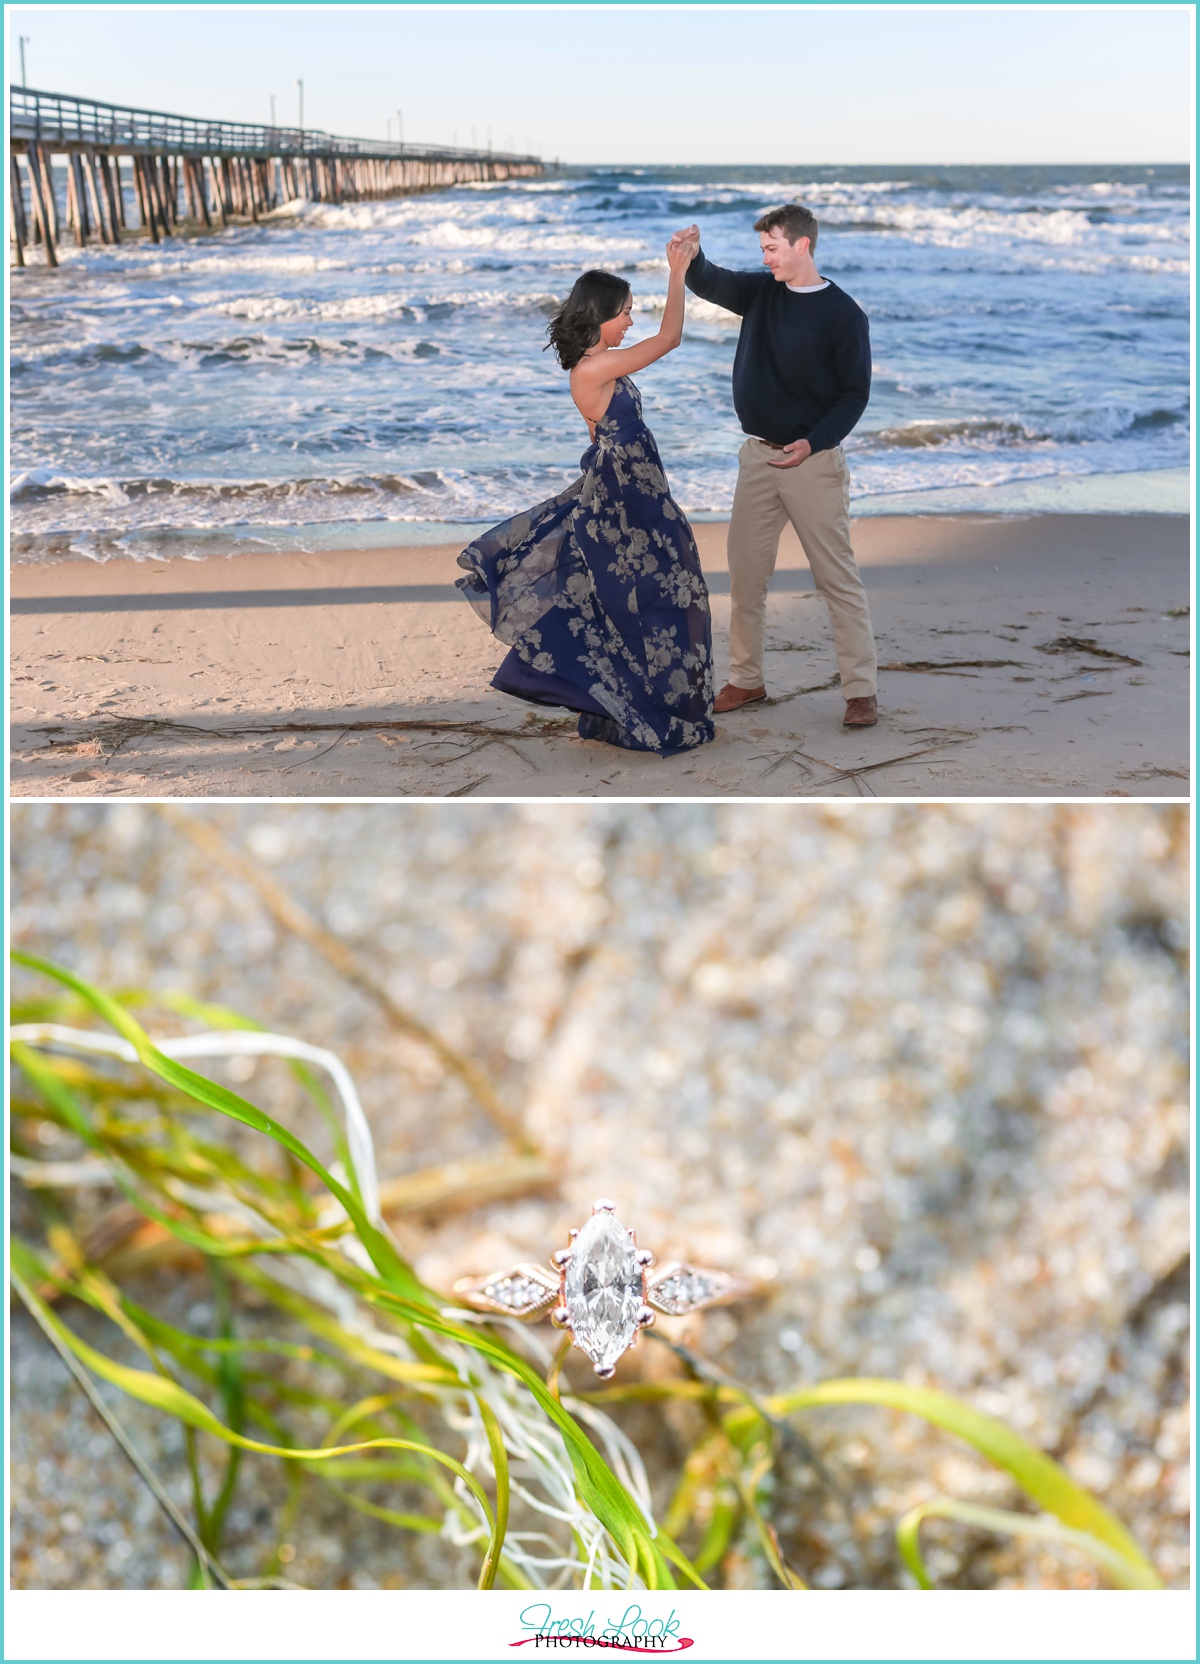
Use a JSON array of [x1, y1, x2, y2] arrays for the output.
[[11, 1269, 498, 1570], [203, 1259, 244, 1554], [692, 1491, 739, 1576], [319, 1482, 444, 1535], [896, 1497, 1162, 1590], [11, 1041, 104, 1152], [476, 1398, 510, 1590], [147, 990, 360, 1206], [226, 1264, 457, 1388], [767, 1377, 1161, 1588], [652, 1528, 712, 1591], [12, 953, 425, 1304], [11, 1269, 236, 1590]]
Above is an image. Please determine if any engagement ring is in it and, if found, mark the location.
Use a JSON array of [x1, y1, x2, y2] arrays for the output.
[[453, 1199, 751, 1377]]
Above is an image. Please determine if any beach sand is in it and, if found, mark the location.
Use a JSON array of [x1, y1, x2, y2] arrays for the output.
[[11, 514, 1189, 799]]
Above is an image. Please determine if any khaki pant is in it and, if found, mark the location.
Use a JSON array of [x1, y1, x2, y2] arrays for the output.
[[726, 438, 877, 698]]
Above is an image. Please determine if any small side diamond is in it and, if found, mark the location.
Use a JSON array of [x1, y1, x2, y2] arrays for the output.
[[484, 1275, 548, 1315], [651, 1269, 717, 1315]]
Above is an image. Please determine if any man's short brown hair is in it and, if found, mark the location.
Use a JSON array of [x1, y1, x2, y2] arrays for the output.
[[753, 203, 819, 251]]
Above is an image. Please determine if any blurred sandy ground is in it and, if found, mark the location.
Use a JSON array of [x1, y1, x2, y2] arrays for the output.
[[9, 802, 1190, 1589]]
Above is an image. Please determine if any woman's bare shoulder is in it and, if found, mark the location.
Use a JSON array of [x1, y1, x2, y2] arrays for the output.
[[571, 350, 613, 383]]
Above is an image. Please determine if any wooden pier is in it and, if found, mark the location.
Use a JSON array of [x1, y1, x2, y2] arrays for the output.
[[10, 85, 544, 266]]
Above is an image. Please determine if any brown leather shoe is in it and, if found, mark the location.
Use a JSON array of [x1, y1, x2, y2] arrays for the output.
[[714, 682, 767, 714], [843, 695, 878, 728]]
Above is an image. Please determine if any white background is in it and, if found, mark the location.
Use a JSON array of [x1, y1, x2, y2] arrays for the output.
[[4, 1588, 1197, 1660]]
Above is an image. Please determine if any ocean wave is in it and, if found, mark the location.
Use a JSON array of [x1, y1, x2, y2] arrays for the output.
[[407, 220, 646, 253], [469, 178, 569, 193], [819, 201, 1190, 248], [279, 195, 469, 231], [11, 340, 154, 374], [864, 417, 1036, 450], [144, 250, 352, 275], [635, 292, 740, 324], [11, 469, 137, 506], [1125, 254, 1192, 275], [10, 331, 461, 374], [8, 462, 586, 534], [859, 404, 1188, 452], [20, 237, 355, 279], [9, 467, 455, 505], [615, 177, 916, 199], [236, 191, 573, 236], [210, 286, 565, 321]]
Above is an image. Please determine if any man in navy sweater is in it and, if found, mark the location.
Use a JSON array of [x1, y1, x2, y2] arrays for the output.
[[671, 204, 878, 727]]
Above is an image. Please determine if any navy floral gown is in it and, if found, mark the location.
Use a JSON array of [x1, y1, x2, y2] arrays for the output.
[[456, 377, 714, 754]]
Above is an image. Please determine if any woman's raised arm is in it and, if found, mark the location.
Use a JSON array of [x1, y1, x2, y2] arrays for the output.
[[573, 236, 696, 386]]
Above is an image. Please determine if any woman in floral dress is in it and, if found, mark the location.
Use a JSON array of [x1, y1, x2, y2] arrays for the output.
[[456, 235, 714, 754]]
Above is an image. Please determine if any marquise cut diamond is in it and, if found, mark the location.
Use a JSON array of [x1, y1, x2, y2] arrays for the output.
[[563, 1209, 645, 1373]]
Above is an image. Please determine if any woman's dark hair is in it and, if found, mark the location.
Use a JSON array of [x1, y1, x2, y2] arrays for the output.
[[546, 270, 632, 370]]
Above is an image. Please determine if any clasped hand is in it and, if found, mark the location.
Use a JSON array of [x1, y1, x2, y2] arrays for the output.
[[666, 222, 700, 270], [767, 439, 812, 469]]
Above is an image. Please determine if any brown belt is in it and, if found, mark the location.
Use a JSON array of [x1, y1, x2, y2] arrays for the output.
[[752, 436, 789, 450]]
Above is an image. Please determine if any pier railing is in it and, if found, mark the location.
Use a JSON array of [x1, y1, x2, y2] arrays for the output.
[[10, 85, 544, 266], [10, 85, 537, 164]]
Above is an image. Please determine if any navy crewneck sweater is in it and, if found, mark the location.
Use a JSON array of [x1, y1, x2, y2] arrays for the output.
[[685, 250, 871, 452]]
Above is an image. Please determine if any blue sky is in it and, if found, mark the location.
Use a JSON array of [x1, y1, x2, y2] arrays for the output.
[[7, 5, 1192, 164]]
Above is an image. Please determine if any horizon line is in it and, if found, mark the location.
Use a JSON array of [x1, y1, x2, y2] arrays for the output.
[[564, 159, 1190, 169]]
